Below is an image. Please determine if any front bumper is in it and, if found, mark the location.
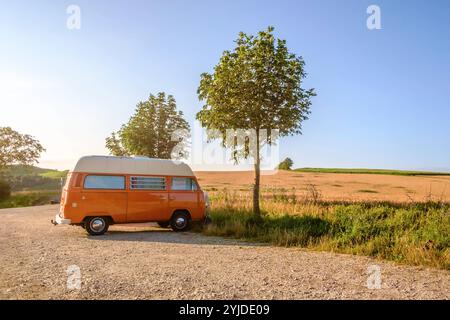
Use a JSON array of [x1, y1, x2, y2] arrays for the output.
[[51, 213, 71, 225]]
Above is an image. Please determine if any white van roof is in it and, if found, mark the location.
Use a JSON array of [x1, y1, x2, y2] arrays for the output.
[[72, 156, 195, 177]]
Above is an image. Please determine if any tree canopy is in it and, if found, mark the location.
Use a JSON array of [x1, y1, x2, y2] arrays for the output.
[[278, 157, 294, 170], [196, 26, 315, 215], [0, 127, 45, 169], [106, 92, 190, 159]]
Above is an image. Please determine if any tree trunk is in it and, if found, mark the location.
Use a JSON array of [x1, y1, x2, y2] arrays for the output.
[[253, 129, 261, 216]]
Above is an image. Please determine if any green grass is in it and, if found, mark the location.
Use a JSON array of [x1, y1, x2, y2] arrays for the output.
[[201, 202, 450, 269], [2, 165, 68, 192], [0, 191, 60, 209], [39, 170, 68, 179], [294, 167, 450, 176], [2, 165, 67, 178]]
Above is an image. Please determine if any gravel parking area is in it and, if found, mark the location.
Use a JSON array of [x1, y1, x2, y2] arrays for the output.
[[0, 205, 448, 299]]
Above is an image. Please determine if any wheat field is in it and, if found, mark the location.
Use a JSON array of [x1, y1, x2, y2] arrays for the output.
[[196, 170, 450, 203]]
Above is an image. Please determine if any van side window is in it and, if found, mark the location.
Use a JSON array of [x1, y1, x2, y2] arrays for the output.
[[171, 177, 198, 191], [130, 176, 166, 190], [84, 175, 125, 190]]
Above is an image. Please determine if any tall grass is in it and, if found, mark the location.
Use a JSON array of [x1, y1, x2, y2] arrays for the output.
[[201, 189, 450, 269]]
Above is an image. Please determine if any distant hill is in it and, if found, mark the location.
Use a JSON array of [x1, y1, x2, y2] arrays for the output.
[[294, 168, 450, 176], [2, 165, 68, 178], [2, 165, 68, 191]]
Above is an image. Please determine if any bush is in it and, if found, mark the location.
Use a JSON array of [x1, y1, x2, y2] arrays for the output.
[[278, 157, 294, 170], [0, 179, 11, 201], [0, 191, 59, 209], [6, 175, 61, 191]]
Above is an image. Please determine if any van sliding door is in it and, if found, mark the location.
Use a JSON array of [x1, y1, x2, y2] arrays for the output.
[[80, 175, 127, 223], [127, 176, 170, 222]]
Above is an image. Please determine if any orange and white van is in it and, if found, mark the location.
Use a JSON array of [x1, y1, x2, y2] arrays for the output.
[[52, 156, 210, 235]]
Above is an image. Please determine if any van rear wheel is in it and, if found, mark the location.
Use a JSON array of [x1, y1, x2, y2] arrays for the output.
[[85, 217, 109, 236], [170, 211, 190, 232]]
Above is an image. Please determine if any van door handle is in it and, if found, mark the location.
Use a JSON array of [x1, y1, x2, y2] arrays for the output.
[[169, 196, 175, 200]]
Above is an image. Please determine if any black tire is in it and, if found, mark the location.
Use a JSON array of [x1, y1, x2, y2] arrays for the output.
[[170, 211, 191, 232], [157, 221, 170, 228], [85, 216, 109, 236]]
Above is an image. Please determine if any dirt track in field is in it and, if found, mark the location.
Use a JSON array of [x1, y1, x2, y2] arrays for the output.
[[0, 205, 448, 300], [195, 170, 450, 202]]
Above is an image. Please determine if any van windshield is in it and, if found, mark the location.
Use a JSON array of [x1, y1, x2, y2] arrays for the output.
[[171, 178, 198, 191]]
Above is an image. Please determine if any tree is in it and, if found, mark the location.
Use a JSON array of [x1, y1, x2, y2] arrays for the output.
[[278, 157, 294, 170], [0, 127, 45, 200], [106, 92, 191, 159], [0, 127, 45, 169], [197, 26, 315, 216], [105, 132, 128, 157]]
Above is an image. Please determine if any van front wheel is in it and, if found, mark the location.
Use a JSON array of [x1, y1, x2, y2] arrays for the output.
[[170, 212, 190, 232], [85, 217, 109, 236]]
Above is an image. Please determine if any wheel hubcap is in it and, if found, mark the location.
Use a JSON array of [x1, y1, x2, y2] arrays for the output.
[[175, 217, 186, 228], [91, 218, 105, 232]]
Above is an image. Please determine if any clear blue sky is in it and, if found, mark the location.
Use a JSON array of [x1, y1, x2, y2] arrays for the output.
[[1, 0, 449, 171]]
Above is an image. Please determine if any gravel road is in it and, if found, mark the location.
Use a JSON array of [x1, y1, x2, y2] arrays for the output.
[[0, 205, 448, 300]]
